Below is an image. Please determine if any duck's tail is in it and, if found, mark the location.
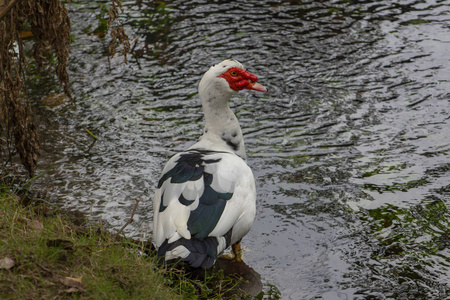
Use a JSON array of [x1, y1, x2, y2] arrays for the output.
[[156, 232, 231, 269]]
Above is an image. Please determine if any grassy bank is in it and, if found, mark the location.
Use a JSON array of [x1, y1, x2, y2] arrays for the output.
[[0, 182, 182, 299], [0, 180, 266, 299]]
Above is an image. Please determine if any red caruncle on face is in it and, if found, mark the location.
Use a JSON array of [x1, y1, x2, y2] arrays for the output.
[[219, 67, 259, 91]]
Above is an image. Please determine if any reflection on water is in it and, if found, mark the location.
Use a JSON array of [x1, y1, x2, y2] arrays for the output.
[[37, 0, 450, 298]]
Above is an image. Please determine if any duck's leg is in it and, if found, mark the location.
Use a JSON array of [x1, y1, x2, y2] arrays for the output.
[[231, 242, 243, 262], [220, 240, 243, 262]]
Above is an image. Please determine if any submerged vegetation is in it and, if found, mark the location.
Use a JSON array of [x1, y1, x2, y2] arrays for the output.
[[364, 200, 450, 258], [355, 199, 450, 298]]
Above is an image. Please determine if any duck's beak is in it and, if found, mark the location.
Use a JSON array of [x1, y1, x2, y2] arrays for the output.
[[248, 81, 267, 92]]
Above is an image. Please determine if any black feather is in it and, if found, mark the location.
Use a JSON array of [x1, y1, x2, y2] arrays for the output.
[[157, 237, 219, 269], [179, 193, 195, 206], [159, 191, 167, 212], [157, 229, 233, 269]]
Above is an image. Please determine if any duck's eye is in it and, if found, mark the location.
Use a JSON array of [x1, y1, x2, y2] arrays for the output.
[[230, 71, 238, 77]]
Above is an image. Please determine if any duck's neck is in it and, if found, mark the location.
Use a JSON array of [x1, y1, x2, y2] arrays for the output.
[[191, 83, 247, 160]]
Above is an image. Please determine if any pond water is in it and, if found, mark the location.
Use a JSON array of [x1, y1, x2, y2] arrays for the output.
[[36, 0, 450, 298]]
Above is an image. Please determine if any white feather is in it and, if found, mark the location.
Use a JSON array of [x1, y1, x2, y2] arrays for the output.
[[207, 155, 256, 242], [166, 246, 190, 260], [216, 236, 227, 255], [182, 177, 204, 201]]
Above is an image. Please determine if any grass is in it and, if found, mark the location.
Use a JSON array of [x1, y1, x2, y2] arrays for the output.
[[0, 178, 277, 299], [0, 183, 181, 299]]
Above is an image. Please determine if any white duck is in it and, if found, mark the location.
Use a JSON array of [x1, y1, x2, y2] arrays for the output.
[[153, 59, 267, 268]]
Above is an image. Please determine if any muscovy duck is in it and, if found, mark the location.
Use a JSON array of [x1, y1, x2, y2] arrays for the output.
[[153, 59, 267, 268]]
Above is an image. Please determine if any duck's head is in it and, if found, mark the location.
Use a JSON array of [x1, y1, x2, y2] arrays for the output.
[[199, 59, 267, 99]]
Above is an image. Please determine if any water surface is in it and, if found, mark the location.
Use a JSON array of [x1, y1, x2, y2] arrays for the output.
[[37, 0, 450, 298]]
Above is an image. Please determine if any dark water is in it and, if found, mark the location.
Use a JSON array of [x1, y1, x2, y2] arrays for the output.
[[36, 0, 450, 298]]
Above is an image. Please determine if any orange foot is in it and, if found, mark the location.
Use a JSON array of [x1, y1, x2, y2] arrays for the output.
[[232, 242, 243, 262], [221, 242, 243, 262]]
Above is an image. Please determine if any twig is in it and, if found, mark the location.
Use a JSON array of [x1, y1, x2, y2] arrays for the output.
[[0, 0, 18, 20], [113, 199, 140, 241], [130, 37, 139, 53], [35, 262, 53, 275], [84, 128, 98, 140]]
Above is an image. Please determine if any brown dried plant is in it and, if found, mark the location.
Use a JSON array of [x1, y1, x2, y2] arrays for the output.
[[0, 0, 71, 177], [0, 0, 128, 177], [108, 0, 130, 63]]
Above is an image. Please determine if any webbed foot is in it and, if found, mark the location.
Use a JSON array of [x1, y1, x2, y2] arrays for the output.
[[220, 242, 243, 262]]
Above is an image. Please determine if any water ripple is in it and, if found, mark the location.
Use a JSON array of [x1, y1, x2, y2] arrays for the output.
[[32, 0, 450, 298]]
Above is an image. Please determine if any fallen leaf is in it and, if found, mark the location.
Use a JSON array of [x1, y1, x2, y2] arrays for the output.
[[66, 276, 83, 283], [0, 256, 15, 270], [59, 276, 85, 289], [19, 31, 33, 38]]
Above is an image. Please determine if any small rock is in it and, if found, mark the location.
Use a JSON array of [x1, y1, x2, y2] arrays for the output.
[[0, 256, 15, 270], [215, 258, 263, 297]]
